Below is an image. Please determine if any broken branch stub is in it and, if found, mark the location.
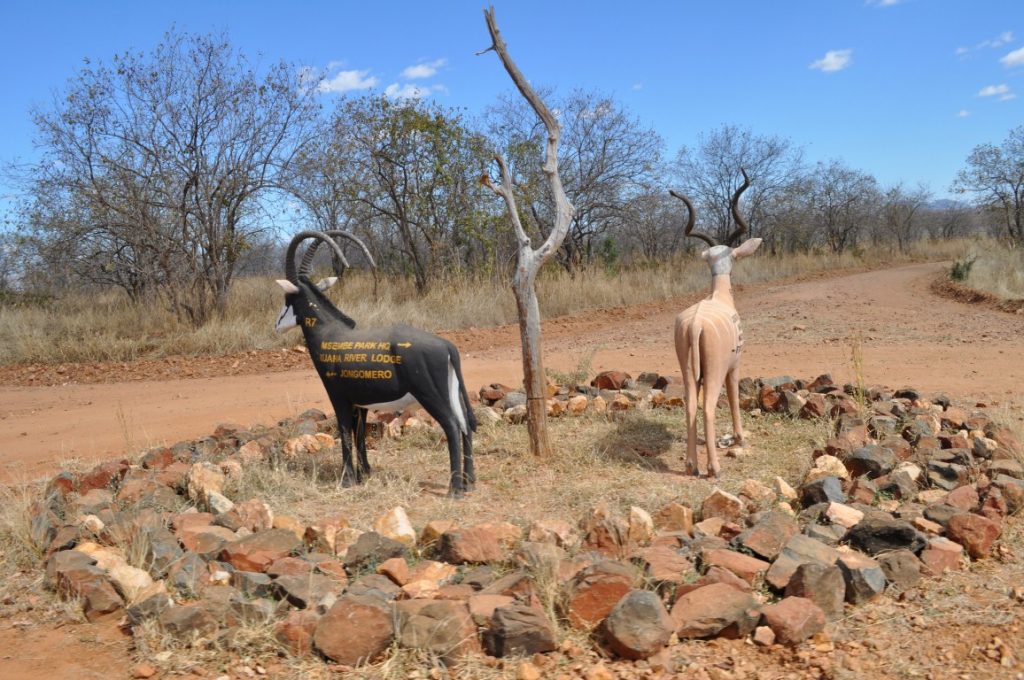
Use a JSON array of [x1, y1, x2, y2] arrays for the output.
[[480, 6, 575, 458]]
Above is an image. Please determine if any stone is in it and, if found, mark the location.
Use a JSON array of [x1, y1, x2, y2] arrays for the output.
[[845, 516, 927, 555], [735, 511, 799, 561], [469, 594, 515, 626], [275, 609, 320, 655], [837, 551, 887, 604], [568, 395, 589, 414], [844, 446, 896, 479], [628, 506, 654, 545], [527, 518, 578, 548], [825, 502, 864, 529], [944, 485, 980, 511], [753, 625, 776, 646], [234, 499, 273, 532], [304, 514, 350, 555], [760, 597, 826, 645], [126, 581, 172, 624], [186, 462, 225, 506], [631, 546, 693, 585], [275, 573, 340, 609], [206, 491, 234, 515], [167, 552, 207, 597], [220, 529, 302, 572], [592, 371, 631, 390], [924, 503, 960, 527], [346, 574, 402, 601], [439, 525, 508, 564], [565, 560, 635, 629], [808, 455, 850, 482], [773, 476, 798, 501], [919, 537, 964, 575], [397, 600, 479, 662], [579, 506, 632, 558], [604, 590, 674, 660], [419, 519, 456, 546], [785, 562, 845, 621], [675, 565, 752, 598], [877, 549, 923, 590], [45, 549, 96, 588], [701, 549, 769, 584], [946, 513, 1001, 559], [702, 488, 745, 523], [343, 531, 408, 570], [800, 476, 847, 506], [376, 557, 410, 586], [272, 515, 306, 541], [653, 502, 694, 534], [231, 570, 274, 599], [374, 506, 416, 547], [56, 565, 124, 622], [159, 603, 218, 638], [485, 603, 557, 657], [314, 595, 394, 665], [670, 582, 760, 639], [78, 460, 130, 494], [766, 534, 841, 590]]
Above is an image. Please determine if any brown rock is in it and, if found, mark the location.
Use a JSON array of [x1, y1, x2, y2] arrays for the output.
[[314, 595, 394, 665], [486, 603, 557, 657], [527, 518, 579, 548], [304, 514, 350, 555], [946, 513, 1001, 559], [734, 511, 798, 561], [701, 488, 744, 524], [376, 557, 410, 586], [765, 534, 841, 590], [753, 625, 776, 646], [275, 609, 320, 655], [675, 565, 752, 598], [420, 519, 456, 546], [579, 506, 632, 558], [565, 560, 635, 630], [631, 546, 693, 585], [944, 485, 980, 511], [234, 498, 274, 532], [272, 514, 306, 541], [78, 460, 129, 494], [919, 537, 964, 575], [397, 600, 480, 661], [760, 596, 826, 645], [220, 529, 302, 572], [469, 593, 515, 626], [701, 549, 770, 585], [670, 582, 760, 639], [653, 502, 694, 534], [592, 371, 631, 390], [785, 562, 845, 621], [439, 525, 507, 564]]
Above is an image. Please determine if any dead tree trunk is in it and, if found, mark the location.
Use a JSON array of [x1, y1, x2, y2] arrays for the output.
[[480, 7, 574, 458]]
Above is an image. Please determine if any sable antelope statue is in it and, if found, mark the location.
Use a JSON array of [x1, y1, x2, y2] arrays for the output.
[[275, 230, 477, 497], [672, 170, 762, 478]]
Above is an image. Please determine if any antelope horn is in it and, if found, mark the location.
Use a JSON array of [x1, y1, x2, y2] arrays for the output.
[[669, 190, 717, 248], [299, 239, 350, 278], [725, 168, 750, 247], [284, 230, 351, 283]]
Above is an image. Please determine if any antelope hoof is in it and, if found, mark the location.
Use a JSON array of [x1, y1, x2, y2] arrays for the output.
[[717, 435, 736, 448], [684, 464, 700, 477], [447, 487, 465, 500], [339, 474, 359, 489]]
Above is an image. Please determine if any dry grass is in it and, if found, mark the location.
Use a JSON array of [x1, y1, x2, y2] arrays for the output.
[[227, 407, 827, 548], [0, 239, 970, 366], [958, 241, 1024, 301]]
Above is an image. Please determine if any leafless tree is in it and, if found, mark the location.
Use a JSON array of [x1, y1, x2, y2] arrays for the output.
[[952, 125, 1024, 243], [486, 89, 663, 272], [673, 124, 804, 249], [480, 7, 574, 459], [18, 30, 319, 324], [805, 159, 879, 253], [879, 183, 932, 252]]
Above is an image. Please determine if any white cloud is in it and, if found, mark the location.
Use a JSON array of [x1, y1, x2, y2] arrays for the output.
[[632, 82, 644, 91], [1001, 46, 1024, 67], [401, 58, 447, 80], [810, 49, 853, 73], [957, 31, 1015, 57], [956, 109, 971, 118], [318, 68, 378, 94], [866, 0, 902, 6], [383, 82, 446, 99], [978, 83, 1011, 97], [1000, 93, 1018, 101]]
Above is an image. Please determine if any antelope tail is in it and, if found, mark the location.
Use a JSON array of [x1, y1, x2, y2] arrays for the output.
[[688, 323, 703, 393]]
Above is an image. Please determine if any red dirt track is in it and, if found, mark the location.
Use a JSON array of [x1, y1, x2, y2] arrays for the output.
[[2, 261, 1023, 482]]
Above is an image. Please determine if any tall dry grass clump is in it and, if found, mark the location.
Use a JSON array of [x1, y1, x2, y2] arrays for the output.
[[0, 239, 970, 366], [956, 241, 1024, 300]]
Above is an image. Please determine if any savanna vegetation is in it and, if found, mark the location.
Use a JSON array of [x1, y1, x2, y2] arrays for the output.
[[1, 29, 1022, 363]]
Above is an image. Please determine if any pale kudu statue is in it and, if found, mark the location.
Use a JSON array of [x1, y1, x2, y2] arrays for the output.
[[673, 170, 762, 478]]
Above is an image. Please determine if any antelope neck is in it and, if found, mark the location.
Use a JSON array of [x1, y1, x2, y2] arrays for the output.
[[709, 274, 735, 308]]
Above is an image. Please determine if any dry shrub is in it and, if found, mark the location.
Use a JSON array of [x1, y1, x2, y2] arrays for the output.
[[0, 239, 971, 366], [959, 241, 1024, 301]]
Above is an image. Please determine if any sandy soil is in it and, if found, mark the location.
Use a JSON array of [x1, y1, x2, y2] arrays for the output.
[[2, 261, 1022, 482]]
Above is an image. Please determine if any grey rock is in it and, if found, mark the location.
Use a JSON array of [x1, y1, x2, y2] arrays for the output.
[[845, 516, 927, 555]]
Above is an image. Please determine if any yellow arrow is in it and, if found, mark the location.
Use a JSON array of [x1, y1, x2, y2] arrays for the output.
[[397, 342, 412, 348]]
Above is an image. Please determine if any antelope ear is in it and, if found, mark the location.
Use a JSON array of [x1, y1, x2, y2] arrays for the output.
[[316, 276, 338, 292], [699, 249, 711, 261], [732, 238, 763, 259], [276, 279, 299, 294]]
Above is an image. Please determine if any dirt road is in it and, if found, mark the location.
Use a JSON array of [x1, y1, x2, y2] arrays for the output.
[[3, 261, 1023, 480]]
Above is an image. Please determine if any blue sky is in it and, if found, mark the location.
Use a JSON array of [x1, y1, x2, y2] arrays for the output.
[[0, 0, 1021, 217]]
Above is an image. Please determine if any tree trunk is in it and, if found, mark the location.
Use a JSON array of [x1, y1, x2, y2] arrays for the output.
[[512, 259, 551, 457]]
